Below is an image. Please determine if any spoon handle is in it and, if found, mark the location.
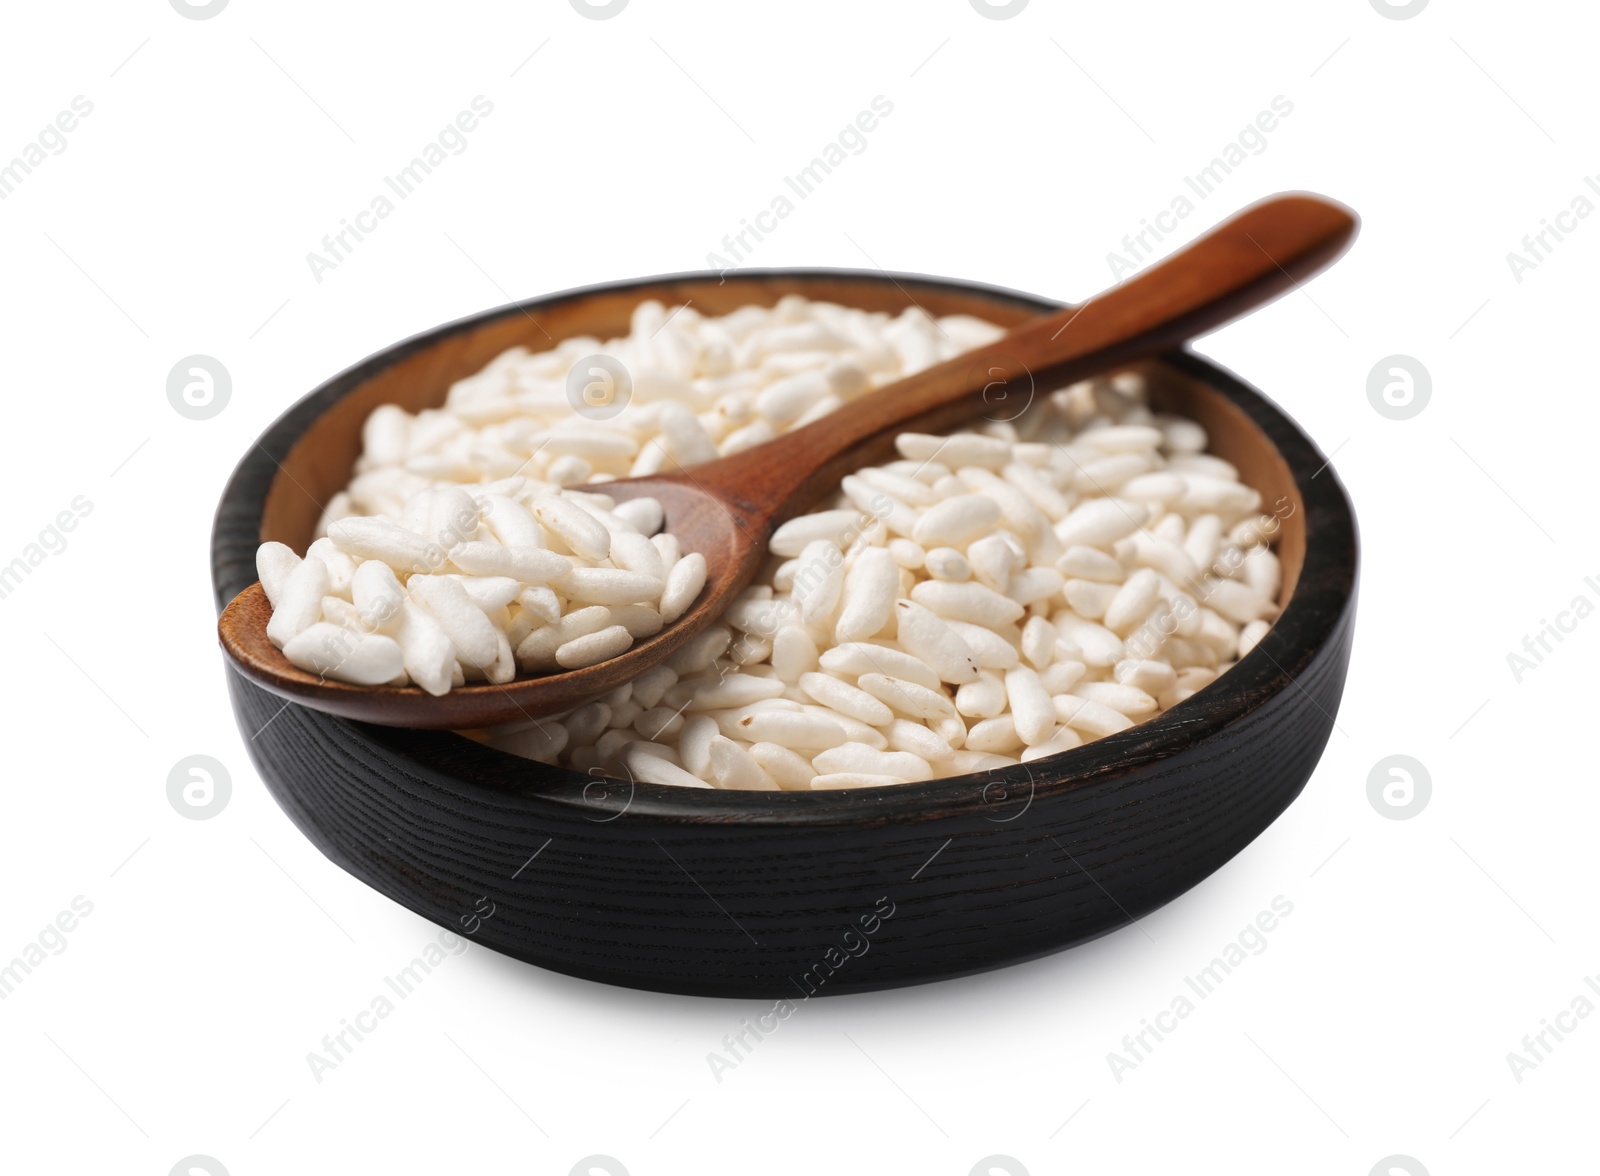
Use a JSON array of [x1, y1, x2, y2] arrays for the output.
[[686, 192, 1356, 526]]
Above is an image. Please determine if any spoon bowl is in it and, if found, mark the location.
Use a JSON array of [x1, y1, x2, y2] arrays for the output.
[[217, 477, 760, 728]]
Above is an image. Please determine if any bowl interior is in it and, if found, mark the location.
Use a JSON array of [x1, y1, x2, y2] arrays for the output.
[[259, 274, 1303, 617]]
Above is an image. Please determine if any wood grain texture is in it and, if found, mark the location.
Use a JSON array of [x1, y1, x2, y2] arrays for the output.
[[211, 270, 1358, 998]]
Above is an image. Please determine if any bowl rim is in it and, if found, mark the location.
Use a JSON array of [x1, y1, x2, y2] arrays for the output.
[[213, 266, 1358, 827]]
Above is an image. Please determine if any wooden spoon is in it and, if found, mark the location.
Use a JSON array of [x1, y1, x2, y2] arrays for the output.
[[219, 191, 1357, 729]]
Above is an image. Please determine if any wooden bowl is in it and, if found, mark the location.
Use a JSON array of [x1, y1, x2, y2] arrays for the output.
[[212, 270, 1357, 998]]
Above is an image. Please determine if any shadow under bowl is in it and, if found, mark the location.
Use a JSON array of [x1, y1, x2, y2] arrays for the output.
[[211, 269, 1358, 999]]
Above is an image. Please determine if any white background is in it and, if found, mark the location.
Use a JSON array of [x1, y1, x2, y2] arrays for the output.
[[1, 1, 1593, 1172]]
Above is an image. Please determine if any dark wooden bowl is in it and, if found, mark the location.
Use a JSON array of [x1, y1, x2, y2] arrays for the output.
[[212, 270, 1358, 999]]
